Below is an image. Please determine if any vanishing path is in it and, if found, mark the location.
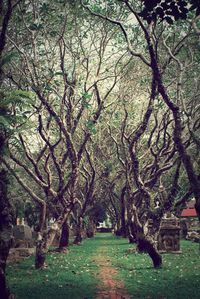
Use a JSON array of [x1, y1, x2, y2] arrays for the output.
[[94, 235, 130, 299]]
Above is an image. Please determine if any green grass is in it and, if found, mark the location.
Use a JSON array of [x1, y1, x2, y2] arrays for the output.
[[103, 234, 200, 299], [7, 237, 100, 299], [7, 233, 200, 299]]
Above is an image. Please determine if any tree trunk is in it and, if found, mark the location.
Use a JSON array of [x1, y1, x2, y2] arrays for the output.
[[131, 205, 162, 268], [58, 220, 69, 251], [114, 220, 122, 236], [73, 217, 83, 245], [35, 223, 60, 269], [143, 28, 200, 221], [35, 235, 46, 269], [120, 186, 128, 237], [86, 219, 96, 238], [137, 234, 162, 268], [0, 169, 13, 299], [127, 203, 136, 243], [127, 220, 136, 243]]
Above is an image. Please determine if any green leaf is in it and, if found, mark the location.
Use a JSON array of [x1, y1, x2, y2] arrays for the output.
[[82, 92, 92, 100], [29, 23, 43, 31], [1, 90, 34, 107], [86, 119, 97, 134], [0, 51, 18, 67], [82, 99, 92, 109], [54, 72, 63, 76], [0, 115, 12, 127]]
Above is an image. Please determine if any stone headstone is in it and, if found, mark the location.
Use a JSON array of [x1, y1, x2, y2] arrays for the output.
[[8, 248, 35, 263], [12, 225, 34, 248], [51, 230, 61, 246], [158, 217, 181, 253]]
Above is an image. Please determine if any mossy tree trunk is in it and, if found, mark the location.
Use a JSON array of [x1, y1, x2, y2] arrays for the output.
[[0, 168, 13, 299]]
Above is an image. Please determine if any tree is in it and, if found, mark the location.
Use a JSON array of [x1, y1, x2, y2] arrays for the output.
[[81, 0, 200, 268], [0, 1, 22, 298], [2, 0, 127, 268]]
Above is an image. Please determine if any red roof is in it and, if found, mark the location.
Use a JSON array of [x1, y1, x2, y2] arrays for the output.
[[181, 208, 197, 217]]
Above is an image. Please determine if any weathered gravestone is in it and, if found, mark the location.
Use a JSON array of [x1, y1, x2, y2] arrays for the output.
[[7, 225, 35, 263], [12, 224, 34, 248], [158, 216, 181, 253], [148, 215, 181, 253]]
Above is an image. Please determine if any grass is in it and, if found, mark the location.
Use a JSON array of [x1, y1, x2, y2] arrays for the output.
[[7, 233, 200, 299], [103, 234, 200, 299], [7, 237, 100, 299]]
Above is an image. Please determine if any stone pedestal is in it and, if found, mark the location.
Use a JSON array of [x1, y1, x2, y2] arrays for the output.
[[158, 217, 181, 253]]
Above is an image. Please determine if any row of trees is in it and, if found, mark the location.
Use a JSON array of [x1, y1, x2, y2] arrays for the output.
[[0, 0, 200, 298]]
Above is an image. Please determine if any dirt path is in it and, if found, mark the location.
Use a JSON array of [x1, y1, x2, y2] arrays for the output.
[[94, 246, 130, 299]]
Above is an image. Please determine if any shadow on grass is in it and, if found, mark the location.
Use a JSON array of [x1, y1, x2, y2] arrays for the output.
[[97, 242, 129, 247], [10, 280, 97, 299]]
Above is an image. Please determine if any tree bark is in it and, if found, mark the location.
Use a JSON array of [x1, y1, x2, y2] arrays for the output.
[[58, 220, 69, 251], [35, 236, 46, 269], [120, 186, 128, 237], [0, 169, 13, 299], [0, 1, 17, 296], [127, 220, 136, 244], [86, 218, 96, 238], [141, 22, 200, 221], [73, 217, 83, 245], [137, 234, 162, 268], [131, 205, 162, 268], [35, 222, 60, 269]]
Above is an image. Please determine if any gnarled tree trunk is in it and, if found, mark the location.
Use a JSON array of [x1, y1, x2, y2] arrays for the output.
[[0, 169, 13, 299], [35, 224, 59, 269], [35, 221, 62, 269], [137, 234, 162, 268], [58, 220, 69, 252], [131, 205, 162, 268]]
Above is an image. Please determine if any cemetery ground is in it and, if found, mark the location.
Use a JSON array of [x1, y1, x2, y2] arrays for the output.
[[7, 233, 200, 299]]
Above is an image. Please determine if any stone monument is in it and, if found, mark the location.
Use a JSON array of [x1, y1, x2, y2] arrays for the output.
[[158, 214, 181, 253], [12, 224, 34, 248]]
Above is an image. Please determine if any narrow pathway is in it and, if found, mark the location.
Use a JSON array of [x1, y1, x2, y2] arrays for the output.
[[94, 244, 130, 299]]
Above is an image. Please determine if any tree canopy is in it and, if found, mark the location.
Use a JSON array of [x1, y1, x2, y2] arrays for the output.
[[0, 1, 200, 295]]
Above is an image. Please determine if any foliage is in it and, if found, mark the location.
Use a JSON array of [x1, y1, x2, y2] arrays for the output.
[[140, 0, 200, 24], [0, 89, 34, 134], [87, 202, 107, 224]]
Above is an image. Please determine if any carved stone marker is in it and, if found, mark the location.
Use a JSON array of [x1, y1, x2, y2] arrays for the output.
[[12, 224, 33, 248], [158, 216, 181, 253]]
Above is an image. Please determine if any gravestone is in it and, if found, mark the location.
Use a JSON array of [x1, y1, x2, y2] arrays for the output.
[[12, 224, 34, 248], [51, 230, 61, 246], [158, 216, 181, 253]]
